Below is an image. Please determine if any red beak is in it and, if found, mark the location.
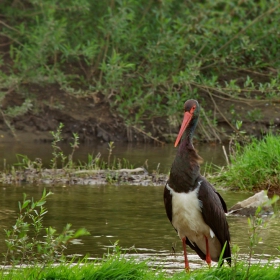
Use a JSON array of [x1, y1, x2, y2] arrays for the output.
[[174, 111, 193, 147]]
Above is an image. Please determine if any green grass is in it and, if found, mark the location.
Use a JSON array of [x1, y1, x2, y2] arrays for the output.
[[1, 255, 158, 280], [1, 258, 280, 280], [213, 134, 280, 190]]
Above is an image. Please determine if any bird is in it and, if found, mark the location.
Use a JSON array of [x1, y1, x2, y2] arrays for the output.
[[163, 99, 231, 271]]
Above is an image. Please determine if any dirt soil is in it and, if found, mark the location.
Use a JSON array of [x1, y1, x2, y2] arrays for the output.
[[1, 83, 280, 143]]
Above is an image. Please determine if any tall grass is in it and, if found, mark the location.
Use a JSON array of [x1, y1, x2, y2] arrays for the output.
[[214, 134, 280, 190]]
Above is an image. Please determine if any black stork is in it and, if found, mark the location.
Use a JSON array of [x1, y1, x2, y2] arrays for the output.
[[164, 99, 231, 271]]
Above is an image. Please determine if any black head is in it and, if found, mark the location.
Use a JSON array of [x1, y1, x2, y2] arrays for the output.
[[174, 99, 200, 147], [184, 99, 200, 118]]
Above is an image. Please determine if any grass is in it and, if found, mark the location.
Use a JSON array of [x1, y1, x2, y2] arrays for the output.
[[1, 257, 151, 280], [212, 133, 280, 191], [1, 257, 280, 280]]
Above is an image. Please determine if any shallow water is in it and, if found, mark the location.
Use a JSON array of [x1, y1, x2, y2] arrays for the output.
[[0, 141, 279, 270]]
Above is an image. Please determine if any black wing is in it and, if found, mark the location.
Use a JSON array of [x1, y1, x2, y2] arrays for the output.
[[207, 180, 228, 213], [197, 175, 231, 265], [163, 181, 173, 223]]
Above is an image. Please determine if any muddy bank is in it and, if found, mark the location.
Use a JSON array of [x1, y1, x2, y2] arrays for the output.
[[1, 87, 280, 144]]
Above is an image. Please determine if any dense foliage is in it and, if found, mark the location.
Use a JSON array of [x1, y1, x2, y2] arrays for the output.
[[1, 0, 280, 138]]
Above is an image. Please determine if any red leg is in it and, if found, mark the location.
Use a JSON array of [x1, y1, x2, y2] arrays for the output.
[[182, 237, 190, 272], [205, 236, 211, 268]]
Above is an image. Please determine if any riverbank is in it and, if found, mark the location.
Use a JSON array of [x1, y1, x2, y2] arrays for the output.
[[1, 87, 280, 144], [1, 133, 280, 195], [0, 167, 167, 186], [1, 2, 280, 144]]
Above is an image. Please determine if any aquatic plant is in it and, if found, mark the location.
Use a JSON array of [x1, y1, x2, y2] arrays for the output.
[[245, 195, 279, 278], [0, 123, 141, 185], [1, 189, 89, 270], [50, 122, 67, 169], [68, 132, 80, 169]]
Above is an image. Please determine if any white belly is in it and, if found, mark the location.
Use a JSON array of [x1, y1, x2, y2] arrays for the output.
[[166, 183, 221, 260]]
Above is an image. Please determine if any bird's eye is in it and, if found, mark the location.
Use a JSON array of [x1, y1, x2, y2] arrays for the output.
[[190, 105, 196, 114]]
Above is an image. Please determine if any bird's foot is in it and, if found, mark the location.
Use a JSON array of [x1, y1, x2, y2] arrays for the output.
[[207, 261, 211, 269], [182, 237, 191, 272], [204, 235, 212, 269]]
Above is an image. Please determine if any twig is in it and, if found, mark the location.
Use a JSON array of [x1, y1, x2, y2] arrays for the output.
[[200, 107, 222, 143], [222, 145, 230, 166], [0, 20, 21, 34], [73, 167, 145, 175], [236, 68, 274, 77], [0, 32, 24, 46], [198, 122, 212, 142], [191, 42, 207, 61], [191, 82, 276, 105], [206, 88, 238, 133], [132, 125, 165, 145], [0, 41, 11, 47], [0, 109, 19, 140]]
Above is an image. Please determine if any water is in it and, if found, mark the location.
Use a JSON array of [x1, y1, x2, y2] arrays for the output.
[[0, 141, 279, 270]]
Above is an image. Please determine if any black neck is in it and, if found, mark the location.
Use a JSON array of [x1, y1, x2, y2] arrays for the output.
[[169, 130, 201, 192]]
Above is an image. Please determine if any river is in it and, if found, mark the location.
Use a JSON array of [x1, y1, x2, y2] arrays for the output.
[[0, 141, 279, 270]]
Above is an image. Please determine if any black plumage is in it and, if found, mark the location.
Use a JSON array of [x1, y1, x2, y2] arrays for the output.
[[164, 99, 231, 271]]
